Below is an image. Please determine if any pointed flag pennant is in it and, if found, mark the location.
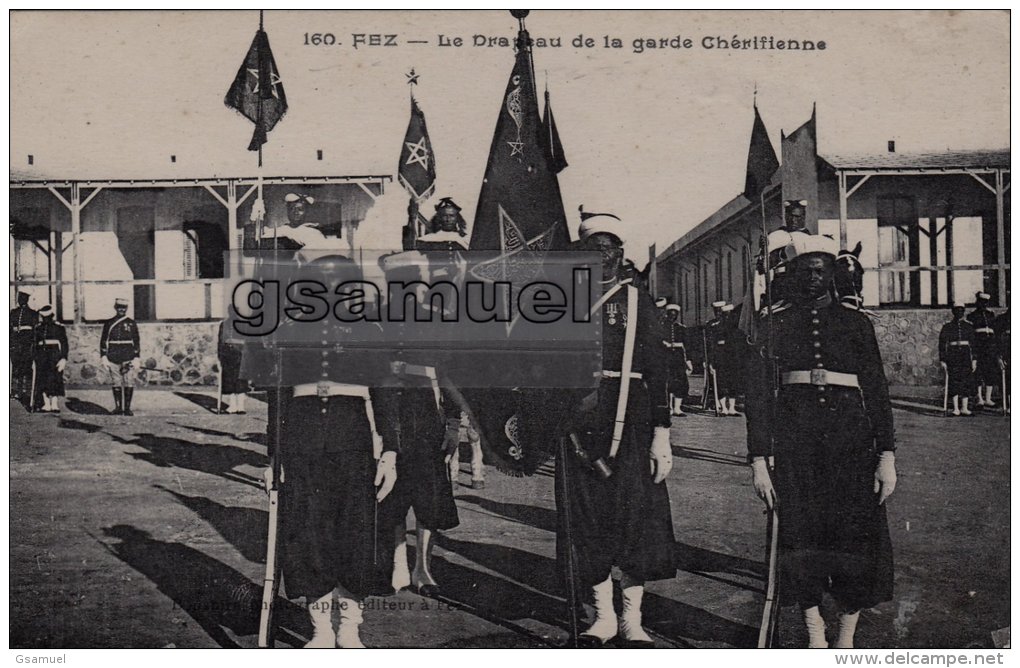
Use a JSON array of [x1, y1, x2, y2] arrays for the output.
[[542, 89, 568, 174], [225, 29, 288, 151], [398, 96, 437, 202], [743, 103, 779, 200]]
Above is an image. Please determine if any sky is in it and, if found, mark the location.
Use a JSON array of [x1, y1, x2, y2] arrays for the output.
[[10, 10, 1010, 262]]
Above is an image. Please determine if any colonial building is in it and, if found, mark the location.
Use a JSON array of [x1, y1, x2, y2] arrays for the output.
[[652, 109, 1009, 386], [10, 166, 390, 386]]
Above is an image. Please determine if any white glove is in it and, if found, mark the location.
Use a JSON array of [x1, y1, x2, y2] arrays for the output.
[[874, 451, 896, 505], [686, 361, 694, 376], [940, 361, 948, 371], [751, 457, 777, 510], [649, 426, 673, 484], [101, 356, 113, 369], [262, 467, 273, 495], [375, 451, 398, 502], [131, 357, 142, 371], [56, 359, 67, 373]]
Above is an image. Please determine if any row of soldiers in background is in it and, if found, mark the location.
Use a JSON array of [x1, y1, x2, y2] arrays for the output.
[[10, 291, 69, 412], [655, 297, 748, 417], [938, 292, 1010, 416]]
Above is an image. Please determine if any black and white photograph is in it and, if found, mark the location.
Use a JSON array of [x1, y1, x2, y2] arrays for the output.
[[7, 9, 1011, 656]]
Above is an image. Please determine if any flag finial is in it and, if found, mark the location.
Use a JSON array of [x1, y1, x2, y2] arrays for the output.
[[406, 68, 419, 87]]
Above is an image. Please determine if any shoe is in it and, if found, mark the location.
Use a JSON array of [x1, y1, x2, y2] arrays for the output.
[[961, 408, 972, 416], [414, 583, 440, 598], [579, 576, 617, 647], [304, 593, 336, 648], [123, 409, 134, 416], [619, 582, 655, 648], [336, 596, 366, 649], [952, 409, 961, 416]]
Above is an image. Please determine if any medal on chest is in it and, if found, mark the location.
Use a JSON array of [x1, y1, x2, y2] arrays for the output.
[[605, 302, 622, 326]]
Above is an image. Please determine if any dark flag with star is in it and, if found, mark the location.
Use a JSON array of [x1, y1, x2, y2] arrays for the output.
[[468, 29, 570, 252], [398, 95, 437, 202], [461, 20, 571, 476], [224, 28, 288, 151]]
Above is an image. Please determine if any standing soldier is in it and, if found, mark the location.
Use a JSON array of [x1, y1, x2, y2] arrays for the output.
[[10, 290, 38, 405], [250, 252, 400, 649], [746, 232, 896, 649], [968, 292, 998, 408], [34, 305, 68, 413], [558, 210, 675, 647], [664, 303, 692, 416], [218, 307, 250, 414], [939, 303, 977, 416], [377, 247, 462, 598], [100, 297, 141, 415], [707, 302, 741, 415]]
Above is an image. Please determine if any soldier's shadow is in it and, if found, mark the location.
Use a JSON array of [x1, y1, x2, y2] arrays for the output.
[[674, 445, 749, 468], [455, 494, 557, 533], [154, 485, 268, 564], [64, 397, 112, 415], [97, 524, 307, 648], [173, 392, 222, 414], [169, 422, 267, 447], [434, 535, 757, 648], [56, 418, 104, 434], [110, 432, 266, 489]]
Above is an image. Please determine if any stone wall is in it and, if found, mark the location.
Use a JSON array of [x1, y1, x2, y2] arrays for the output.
[[872, 308, 956, 387], [66, 322, 220, 387]]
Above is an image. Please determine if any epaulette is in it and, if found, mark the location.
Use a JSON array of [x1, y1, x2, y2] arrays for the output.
[[758, 301, 791, 317], [840, 301, 879, 318]]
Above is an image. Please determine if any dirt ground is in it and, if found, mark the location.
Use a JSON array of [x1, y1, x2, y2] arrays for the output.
[[8, 384, 1010, 649]]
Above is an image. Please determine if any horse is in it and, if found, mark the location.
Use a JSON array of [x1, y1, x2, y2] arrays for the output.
[[835, 241, 865, 310]]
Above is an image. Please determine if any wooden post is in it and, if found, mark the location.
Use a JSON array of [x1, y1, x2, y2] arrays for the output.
[[838, 171, 849, 250], [995, 169, 1006, 307], [70, 183, 82, 324]]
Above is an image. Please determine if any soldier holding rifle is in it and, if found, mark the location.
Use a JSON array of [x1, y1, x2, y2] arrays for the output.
[[745, 232, 896, 649], [557, 210, 676, 648]]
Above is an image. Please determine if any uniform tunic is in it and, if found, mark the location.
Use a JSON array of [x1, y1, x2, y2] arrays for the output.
[[217, 320, 249, 395], [665, 321, 690, 400], [263, 342, 401, 602], [745, 299, 895, 610], [938, 319, 976, 397], [556, 281, 676, 588], [99, 315, 140, 383], [34, 319, 68, 397], [10, 305, 38, 384], [968, 307, 999, 386]]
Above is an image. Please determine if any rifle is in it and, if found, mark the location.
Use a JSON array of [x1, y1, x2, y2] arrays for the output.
[[755, 190, 781, 648], [701, 328, 711, 411]]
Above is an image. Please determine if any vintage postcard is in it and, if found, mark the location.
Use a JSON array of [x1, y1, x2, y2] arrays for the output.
[[8, 9, 1010, 655]]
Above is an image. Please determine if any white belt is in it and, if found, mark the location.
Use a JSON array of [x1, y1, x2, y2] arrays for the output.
[[948, 341, 970, 347], [599, 370, 643, 380], [13, 326, 33, 332], [292, 381, 383, 459], [663, 342, 685, 349], [716, 340, 726, 345], [781, 370, 860, 388], [976, 327, 994, 334], [108, 340, 135, 345], [39, 339, 62, 347]]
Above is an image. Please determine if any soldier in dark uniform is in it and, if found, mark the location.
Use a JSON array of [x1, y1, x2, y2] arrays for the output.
[[746, 232, 896, 649], [939, 303, 977, 416], [664, 303, 692, 416], [995, 307, 1010, 414], [558, 211, 675, 647], [782, 199, 809, 234], [217, 307, 250, 414], [707, 302, 741, 415], [10, 290, 37, 405], [377, 247, 462, 597], [968, 292, 998, 408], [246, 249, 401, 649], [100, 297, 141, 415], [34, 305, 68, 413]]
